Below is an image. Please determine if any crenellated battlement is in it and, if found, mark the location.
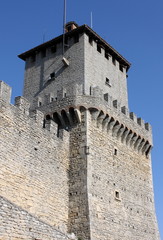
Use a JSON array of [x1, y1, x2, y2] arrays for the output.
[[0, 81, 152, 156], [0, 81, 69, 140]]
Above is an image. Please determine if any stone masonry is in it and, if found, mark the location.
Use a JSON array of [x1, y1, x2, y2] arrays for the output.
[[0, 22, 160, 239]]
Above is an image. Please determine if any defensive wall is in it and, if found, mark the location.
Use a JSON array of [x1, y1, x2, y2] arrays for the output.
[[0, 78, 159, 240], [0, 81, 76, 240]]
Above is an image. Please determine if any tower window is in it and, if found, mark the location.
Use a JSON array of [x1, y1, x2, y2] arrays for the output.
[[50, 72, 55, 79], [97, 44, 101, 53], [115, 191, 120, 200], [114, 148, 118, 156], [105, 78, 111, 87]]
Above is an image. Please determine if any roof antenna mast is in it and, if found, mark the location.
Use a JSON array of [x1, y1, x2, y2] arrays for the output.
[[91, 11, 93, 29], [63, 0, 67, 56]]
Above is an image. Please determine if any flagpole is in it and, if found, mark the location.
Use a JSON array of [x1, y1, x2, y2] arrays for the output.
[[63, 0, 67, 56]]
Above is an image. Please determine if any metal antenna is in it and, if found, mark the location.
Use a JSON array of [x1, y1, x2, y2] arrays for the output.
[[91, 12, 93, 29], [62, 0, 67, 56]]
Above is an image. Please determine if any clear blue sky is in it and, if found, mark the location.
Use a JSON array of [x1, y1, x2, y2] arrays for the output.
[[1, 0, 163, 238]]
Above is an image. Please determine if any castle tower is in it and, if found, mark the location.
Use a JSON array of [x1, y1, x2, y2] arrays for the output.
[[0, 22, 159, 240]]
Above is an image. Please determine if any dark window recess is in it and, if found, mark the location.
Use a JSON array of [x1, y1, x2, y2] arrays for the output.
[[46, 115, 51, 120], [105, 51, 109, 60], [114, 148, 117, 156], [119, 64, 123, 72], [90, 86, 92, 95], [50, 72, 55, 79], [31, 54, 36, 63], [115, 191, 120, 199], [105, 78, 111, 87], [51, 97, 54, 102], [97, 44, 101, 53], [64, 93, 67, 97], [112, 57, 116, 65], [41, 49, 46, 58], [51, 45, 56, 53], [104, 93, 108, 102], [89, 36, 93, 45], [38, 101, 42, 107], [74, 34, 79, 43]]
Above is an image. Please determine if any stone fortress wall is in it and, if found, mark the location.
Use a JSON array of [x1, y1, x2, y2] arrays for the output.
[[0, 79, 159, 240], [0, 81, 74, 240], [0, 22, 160, 240]]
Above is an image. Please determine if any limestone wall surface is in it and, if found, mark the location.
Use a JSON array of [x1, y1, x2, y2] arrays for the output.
[[0, 196, 75, 240], [0, 92, 71, 239], [23, 34, 85, 109], [86, 110, 160, 240], [84, 33, 128, 108]]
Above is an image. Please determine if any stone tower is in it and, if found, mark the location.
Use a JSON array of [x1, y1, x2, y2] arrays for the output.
[[0, 22, 160, 240]]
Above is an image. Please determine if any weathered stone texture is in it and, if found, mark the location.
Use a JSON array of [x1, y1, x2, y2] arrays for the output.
[[86, 111, 159, 240], [0, 96, 70, 239], [0, 196, 75, 240], [0, 22, 160, 240]]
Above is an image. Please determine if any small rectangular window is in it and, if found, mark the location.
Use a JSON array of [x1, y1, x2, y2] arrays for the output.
[[115, 191, 120, 199], [38, 101, 42, 107], [114, 148, 117, 156], [105, 78, 111, 87], [50, 72, 55, 79], [97, 44, 101, 53], [104, 93, 108, 102]]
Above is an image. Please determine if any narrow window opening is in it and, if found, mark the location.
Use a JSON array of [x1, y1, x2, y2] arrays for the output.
[[38, 101, 42, 107], [104, 93, 108, 102], [105, 77, 111, 87], [97, 44, 101, 53], [64, 93, 67, 97], [90, 86, 92, 95], [46, 115, 51, 120], [50, 72, 55, 79], [114, 148, 117, 156], [51, 97, 54, 102], [115, 191, 120, 200]]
